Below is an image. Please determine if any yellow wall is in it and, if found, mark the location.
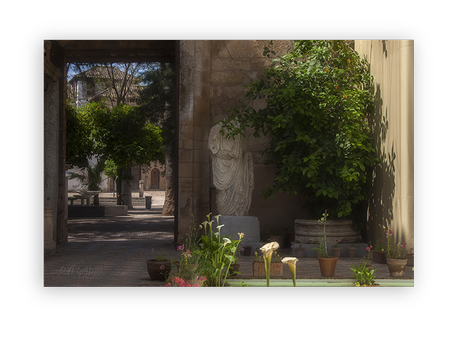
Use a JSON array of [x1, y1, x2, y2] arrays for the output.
[[355, 40, 414, 251]]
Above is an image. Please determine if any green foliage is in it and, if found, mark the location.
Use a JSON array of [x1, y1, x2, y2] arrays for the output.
[[220, 40, 378, 221], [89, 103, 165, 169], [65, 101, 94, 168], [350, 261, 378, 286], [69, 158, 106, 191], [137, 63, 176, 153]]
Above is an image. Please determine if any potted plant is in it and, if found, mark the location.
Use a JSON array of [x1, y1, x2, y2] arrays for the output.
[[350, 261, 379, 287], [385, 242, 408, 277], [240, 244, 252, 256], [294, 243, 306, 258], [406, 247, 414, 266], [147, 248, 172, 281], [332, 240, 342, 257], [313, 211, 339, 277], [347, 244, 357, 258], [372, 224, 389, 264]]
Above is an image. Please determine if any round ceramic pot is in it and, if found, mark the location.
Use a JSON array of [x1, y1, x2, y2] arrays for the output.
[[386, 258, 408, 277], [317, 257, 338, 277], [295, 248, 305, 258], [147, 259, 172, 281], [332, 248, 342, 258], [347, 247, 357, 257]]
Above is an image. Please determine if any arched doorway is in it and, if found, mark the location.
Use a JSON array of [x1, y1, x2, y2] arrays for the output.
[[150, 168, 160, 190]]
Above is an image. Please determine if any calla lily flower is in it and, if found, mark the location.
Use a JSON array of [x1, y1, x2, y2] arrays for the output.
[[260, 241, 280, 287], [281, 257, 298, 287], [223, 237, 231, 246]]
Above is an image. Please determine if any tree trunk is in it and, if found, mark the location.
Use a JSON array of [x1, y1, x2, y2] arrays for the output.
[[116, 168, 123, 205], [162, 146, 175, 216]]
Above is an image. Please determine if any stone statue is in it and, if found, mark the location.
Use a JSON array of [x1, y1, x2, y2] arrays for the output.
[[209, 122, 254, 216]]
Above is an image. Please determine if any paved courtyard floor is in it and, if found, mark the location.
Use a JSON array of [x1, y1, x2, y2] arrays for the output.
[[44, 195, 414, 287]]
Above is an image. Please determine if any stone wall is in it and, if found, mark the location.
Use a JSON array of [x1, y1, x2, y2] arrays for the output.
[[354, 40, 414, 250], [177, 40, 311, 242], [44, 81, 60, 250]]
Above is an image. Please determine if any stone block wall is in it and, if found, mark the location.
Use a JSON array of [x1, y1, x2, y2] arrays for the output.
[[178, 40, 311, 242]]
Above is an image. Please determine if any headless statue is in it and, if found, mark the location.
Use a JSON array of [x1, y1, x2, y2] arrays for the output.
[[209, 122, 254, 216]]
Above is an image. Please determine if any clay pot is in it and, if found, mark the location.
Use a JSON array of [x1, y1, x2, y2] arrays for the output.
[[386, 258, 408, 277], [332, 247, 342, 258], [253, 261, 284, 277], [372, 250, 387, 264], [242, 245, 252, 256], [406, 253, 414, 266], [295, 248, 306, 258], [147, 259, 172, 281], [317, 257, 339, 277], [347, 247, 357, 258]]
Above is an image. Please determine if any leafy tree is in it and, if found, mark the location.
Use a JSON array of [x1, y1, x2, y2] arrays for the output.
[[89, 103, 165, 204], [137, 63, 176, 214], [220, 40, 378, 223]]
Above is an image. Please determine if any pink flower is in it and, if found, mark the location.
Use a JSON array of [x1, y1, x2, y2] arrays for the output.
[[160, 265, 165, 270], [388, 230, 393, 235], [177, 245, 183, 251], [192, 283, 200, 287], [366, 247, 370, 251], [183, 282, 191, 287], [199, 276, 207, 281], [164, 283, 171, 287], [402, 243, 406, 248]]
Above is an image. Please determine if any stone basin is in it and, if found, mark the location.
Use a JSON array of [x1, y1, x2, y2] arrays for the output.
[[294, 219, 362, 244]]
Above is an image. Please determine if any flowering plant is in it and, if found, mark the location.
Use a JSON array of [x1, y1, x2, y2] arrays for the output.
[[259, 241, 280, 287], [194, 213, 244, 286], [386, 242, 406, 259], [282, 257, 298, 287], [165, 275, 207, 287]]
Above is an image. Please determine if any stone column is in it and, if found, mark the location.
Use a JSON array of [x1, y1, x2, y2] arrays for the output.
[[177, 40, 212, 242], [139, 180, 144, 197]]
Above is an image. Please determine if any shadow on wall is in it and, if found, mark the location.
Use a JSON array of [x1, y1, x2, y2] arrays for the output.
[[366, 84, 395, 242]]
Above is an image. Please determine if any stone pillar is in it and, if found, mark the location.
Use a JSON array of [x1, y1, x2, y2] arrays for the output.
[[139, 180, 144, 197], [44, 208, 56, 250], [177, 40, 212, 242]]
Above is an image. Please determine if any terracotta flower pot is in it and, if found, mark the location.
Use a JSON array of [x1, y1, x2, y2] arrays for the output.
[[242, 246, 252, 256], [252, 261, 284, 277], [347, 247, 357, 257], [386, 258, 408, 277], [317, 257, 338, 277], [406, 253, 414, 266], [372, 250, 387, 264], [147, 259, 172, 281], [295, 248, 305, 258], [230, 263, 240, 275], [332, 247, 342, 258]]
